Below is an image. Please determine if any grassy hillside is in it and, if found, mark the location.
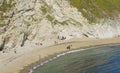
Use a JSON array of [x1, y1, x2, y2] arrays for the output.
[[70, 0, 120, 23], [0, 0, 14, 27]]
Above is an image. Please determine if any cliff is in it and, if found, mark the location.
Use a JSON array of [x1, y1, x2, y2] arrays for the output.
[[0, 0, 120, 51]]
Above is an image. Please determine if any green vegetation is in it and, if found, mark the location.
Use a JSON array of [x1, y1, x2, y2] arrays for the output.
[[53, 20, 68, 25], [0, 0, 14, 12], [23, 20, 31, 28], [11, 26, 16, 30], [70, 0, 120, 23], [0, 0, 15, 27], [40, 1, 52, 14], [0, 24, 6, 27], [41, 6, 47, 14], [47, 15, 54, 22], [60, 21, 68, 25]]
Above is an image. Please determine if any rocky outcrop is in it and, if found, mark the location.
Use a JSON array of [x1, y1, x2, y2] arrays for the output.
[[0, 0, 120, 51], [0, 38, 6, 51]]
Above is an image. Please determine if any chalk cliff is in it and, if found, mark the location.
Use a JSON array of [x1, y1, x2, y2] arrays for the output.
[[0, 0, 120, 51]]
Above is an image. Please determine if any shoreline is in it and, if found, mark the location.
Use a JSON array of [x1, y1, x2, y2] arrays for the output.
[[20, 42, 120, 73], [1, 37, 120, 73], [29, 43, 120, 73]]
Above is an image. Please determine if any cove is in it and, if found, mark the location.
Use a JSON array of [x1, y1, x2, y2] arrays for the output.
[[32, 45, 120, 73]]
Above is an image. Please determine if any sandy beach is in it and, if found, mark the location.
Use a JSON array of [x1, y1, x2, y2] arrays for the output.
[[1, 37, 120, 73]]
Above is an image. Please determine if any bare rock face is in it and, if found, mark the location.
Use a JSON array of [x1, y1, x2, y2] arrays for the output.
[[0, 0, 120, 50]]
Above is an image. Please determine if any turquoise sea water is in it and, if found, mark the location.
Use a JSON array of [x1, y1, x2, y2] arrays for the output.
[[34, 45, 120, 73]]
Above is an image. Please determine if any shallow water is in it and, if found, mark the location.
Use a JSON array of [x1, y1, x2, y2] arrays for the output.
[[34, 45, 120, 73]]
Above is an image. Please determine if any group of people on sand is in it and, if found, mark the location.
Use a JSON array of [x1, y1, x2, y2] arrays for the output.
[[58, 36, 66, 40], [2, 49, 17, 54], [35, 42, 43, 46]]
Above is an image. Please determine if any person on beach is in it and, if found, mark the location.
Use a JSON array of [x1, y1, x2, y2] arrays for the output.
[[66, 45, 72, 50], [3, 50, 5, 53], [54, 41, 58, 45], [40, 43, 42, 46], [35, 42, 42, 46], [14, 49, 16, 53]]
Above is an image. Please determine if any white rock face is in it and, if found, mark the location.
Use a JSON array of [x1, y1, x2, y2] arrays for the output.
[[0, 0, 120, 50]]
